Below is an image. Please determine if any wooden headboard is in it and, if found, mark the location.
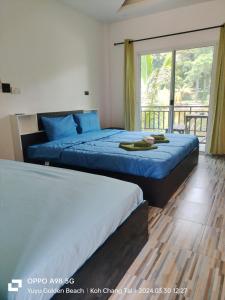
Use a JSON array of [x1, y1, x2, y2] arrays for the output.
[[21, 110, 96, 162]]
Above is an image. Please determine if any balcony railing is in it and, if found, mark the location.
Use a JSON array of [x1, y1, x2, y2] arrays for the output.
[[141, 105, 209, 143]]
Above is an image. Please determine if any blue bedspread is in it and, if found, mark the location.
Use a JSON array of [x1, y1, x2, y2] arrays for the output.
[[28, 130, 199, 179]]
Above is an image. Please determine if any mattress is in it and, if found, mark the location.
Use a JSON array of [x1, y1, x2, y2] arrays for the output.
[[28, 129, 199, 179], [0, 160, 143, 300]]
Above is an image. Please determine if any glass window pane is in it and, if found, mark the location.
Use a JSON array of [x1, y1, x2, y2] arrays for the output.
[[174, 46, 214, 145], [141, 52, 172, 107], [175, 47, 214, 106], [141, 52, 172, 132]]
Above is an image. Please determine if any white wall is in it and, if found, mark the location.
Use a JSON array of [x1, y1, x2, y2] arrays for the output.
[[1, 0, 225, 159], [107, 0, 225, 128], [0, 0, 105, 159]]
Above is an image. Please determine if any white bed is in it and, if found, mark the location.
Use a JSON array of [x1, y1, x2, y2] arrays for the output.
[[0, 160, 143, 300]]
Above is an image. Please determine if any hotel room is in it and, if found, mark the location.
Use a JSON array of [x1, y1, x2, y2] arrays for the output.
[[0, 0, 225, 299]]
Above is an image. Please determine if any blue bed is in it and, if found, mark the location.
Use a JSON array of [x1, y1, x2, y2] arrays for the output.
[[22, 110, 199, 207], [28, 129, 199, 180]]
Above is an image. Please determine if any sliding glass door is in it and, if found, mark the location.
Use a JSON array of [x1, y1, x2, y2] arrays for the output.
[[140, 51, 172, 132], [140, 46, 214, 146]]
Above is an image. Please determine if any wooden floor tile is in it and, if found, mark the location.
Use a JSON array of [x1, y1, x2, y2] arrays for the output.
[[210, 180, 225, 207], [181, 186, 214, 205], [174, 253, 225, 300], [163, 199, 211, 224], [198, 225, 225, 260], [111, 155, 225, 300], [149, 217, 204, 251], [186, 171, 211, 189], [207, 203, 225, 229], [111, 251, 225, 300], [148, 207, 163, 228]]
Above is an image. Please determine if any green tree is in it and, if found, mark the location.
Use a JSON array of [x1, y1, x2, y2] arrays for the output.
[[141, 52, 172, 105], [141, 47, 213, 105], [175, 47, 213, 104]]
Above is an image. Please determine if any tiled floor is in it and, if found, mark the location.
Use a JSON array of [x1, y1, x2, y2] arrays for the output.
[[199, 143, 206, 153], [110, 155, 225, 300]]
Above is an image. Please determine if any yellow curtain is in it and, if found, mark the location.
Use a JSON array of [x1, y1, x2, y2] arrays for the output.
[[209, 25, 225, 155], [124, 39, 136, 131]]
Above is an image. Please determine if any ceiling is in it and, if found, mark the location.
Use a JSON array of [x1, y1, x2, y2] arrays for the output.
[[62, 0, 215, 22]]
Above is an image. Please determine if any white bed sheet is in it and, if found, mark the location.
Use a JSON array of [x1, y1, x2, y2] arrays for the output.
[[0, 160, 143, 300]]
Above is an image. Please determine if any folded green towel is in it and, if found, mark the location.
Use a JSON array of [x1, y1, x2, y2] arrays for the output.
[[119, 141, 158, 151], [151, 134, 165, 137], [130, 141, 149, 147], [150, 134, 170, 143], [151, 134, 165, 140], [154, 139, 170, 144], [119, 140, 148, 146]]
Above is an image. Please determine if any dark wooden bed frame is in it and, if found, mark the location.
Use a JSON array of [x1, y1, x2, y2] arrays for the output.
[[52, 201, 148, 300], [21, 110, 199, 208]]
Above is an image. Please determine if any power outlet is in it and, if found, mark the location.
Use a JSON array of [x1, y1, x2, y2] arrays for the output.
[[11, 87, 21, 94]]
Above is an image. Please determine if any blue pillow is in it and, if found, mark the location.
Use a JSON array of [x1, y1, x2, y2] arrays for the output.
[[74, 112, 101, 133], [41, 115, 77, 141]]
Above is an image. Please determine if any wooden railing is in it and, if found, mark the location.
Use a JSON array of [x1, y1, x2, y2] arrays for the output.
[[141, 105, 209, 142]]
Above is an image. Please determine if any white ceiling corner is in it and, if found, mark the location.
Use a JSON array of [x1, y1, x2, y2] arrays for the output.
[[118, 0, 216, 20], [61, 0, 216, 23], [62, 0, 125, 22]]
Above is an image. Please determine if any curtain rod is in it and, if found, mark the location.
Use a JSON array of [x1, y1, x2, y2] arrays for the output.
[[114, 24, 223, 46]]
